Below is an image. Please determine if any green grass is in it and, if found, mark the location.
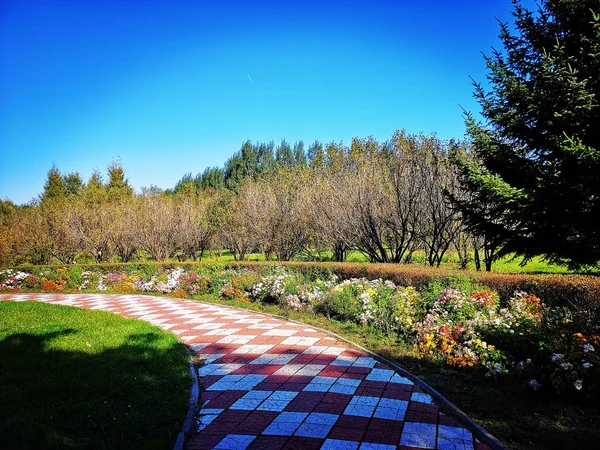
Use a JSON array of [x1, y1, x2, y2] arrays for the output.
[[191, 249, 579, 274], [0, 302, 191, 450], [20, 247, 593, 274], [192, 293, 600, 450]]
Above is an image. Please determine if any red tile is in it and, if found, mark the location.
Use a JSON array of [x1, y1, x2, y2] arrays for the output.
[[279, 382, 308, 392], [439, 412, 462, 427], [186, 432, 227, 450], [319, 367, 348, 377], [198, 419, 238, 435], [264, 374, 291, 384], [233, 410, 279, 434], [347, 366, 371, 375], [284, 436, 323, 450], [290, 354, 317, 364], [206, 391, 246, 408], [284, 391, 325, 412], [247, 436, 289, 450], [363, 418, 404, 445], [254, 381, 284, 391], [328, 419, 368, 441], [313, 401, 347, 415], [311, 356, 336, 365]]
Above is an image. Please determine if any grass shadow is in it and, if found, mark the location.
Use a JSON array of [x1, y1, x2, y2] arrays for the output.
[[0, 305, 190, 450]]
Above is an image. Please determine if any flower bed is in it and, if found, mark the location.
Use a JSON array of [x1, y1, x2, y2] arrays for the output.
[[1, 265, 598, 400]]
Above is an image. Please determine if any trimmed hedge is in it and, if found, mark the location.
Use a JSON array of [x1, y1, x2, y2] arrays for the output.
[[5, 260, 600, 307]]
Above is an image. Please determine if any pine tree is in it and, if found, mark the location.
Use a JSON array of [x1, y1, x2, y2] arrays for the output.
[[107, 161, 134, 199], [453, 0, 600, 268], [64, 172, 83, 196], [41, 164, 68, 201]]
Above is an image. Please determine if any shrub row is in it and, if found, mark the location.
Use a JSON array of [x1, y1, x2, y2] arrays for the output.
[[5, 260, 599, 307]]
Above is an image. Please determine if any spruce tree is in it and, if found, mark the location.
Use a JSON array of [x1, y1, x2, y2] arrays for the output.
[[453, 0, 600, 268], [41, 164, 68, 201]]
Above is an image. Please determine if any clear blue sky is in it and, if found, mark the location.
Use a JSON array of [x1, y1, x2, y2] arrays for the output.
[[1, 0, 526, 204]]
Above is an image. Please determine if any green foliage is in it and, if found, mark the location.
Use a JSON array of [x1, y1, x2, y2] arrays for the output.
[[106, 161, 133, 199], [454, 0, 600, 269], [41, 164, 67, 202], [64, 172, 83, 196]]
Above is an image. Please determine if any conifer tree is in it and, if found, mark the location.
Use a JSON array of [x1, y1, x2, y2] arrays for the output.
[[452, 0, 600, 268], [41, 164, 67, 201]]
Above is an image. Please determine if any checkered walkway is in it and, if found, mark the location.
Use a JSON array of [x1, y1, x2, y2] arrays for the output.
[[0, 293, 494, 450]]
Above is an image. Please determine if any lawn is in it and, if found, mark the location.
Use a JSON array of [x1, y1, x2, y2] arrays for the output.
[[0, 302, 191, 449]]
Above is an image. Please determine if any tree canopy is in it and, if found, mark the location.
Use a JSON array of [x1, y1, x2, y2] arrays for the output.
[[452, 0, 600, 268]]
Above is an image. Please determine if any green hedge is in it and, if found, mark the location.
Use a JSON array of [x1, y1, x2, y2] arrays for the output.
[[6, 260, 600, 307]]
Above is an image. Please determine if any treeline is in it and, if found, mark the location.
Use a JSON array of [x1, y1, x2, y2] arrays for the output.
[[0, 130, 499, 270]]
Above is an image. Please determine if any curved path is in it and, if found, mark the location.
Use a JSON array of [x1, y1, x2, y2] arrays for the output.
[[1, 293, 495, 450]]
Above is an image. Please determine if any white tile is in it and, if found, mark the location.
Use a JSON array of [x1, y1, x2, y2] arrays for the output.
[[216, 335, 255, 345], [193, 322, 224, 330], [321, 439, 359, 450], [273, 364, 305, 376], [302, 346, 329, 354], [281, 336, 320, 346], [400, 422, 437, 449], [199, 363, 243, 376], [411, 392, 433, 404], [321, 347, 345, 356], [232, 344, 274, 354], [250, 353, 297, 365], [365, 369, 395, 382], [204, 328, 242, 336], [214, 434, 256, 449], [352, 357, 377, 368], [294, 364, 325, 376], [262, 412, 308, 436], [359, 443, 396, 450], [263, 329, 298, 336], [331, 356, 357, 366], [390, 373, 414, 385]]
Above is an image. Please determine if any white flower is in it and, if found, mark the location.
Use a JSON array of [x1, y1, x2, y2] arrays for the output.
[[528, 379, 541, 390], [551, 353, 565, 363], [560, 362, 573, 370], [583, 343, 595, 353], [573, 379, 583, 391], [582, 362, 593, 369]]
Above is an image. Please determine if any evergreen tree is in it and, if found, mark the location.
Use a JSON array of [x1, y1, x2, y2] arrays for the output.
[[201, 167, 225, 191], [293, 141, 307, 166], [41, 164, 67, 201], [64, 172, 84, 197], [107, 162, 133, 199], [308, 140, 325, 170], [256, 141, 276, 175], [82, 170, 107, 204], [452, 0, 600, 268], [224, 154, 245, 190], [275, 139, 295, 167]]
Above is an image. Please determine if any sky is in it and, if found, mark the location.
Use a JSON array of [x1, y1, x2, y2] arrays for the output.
[[0, 0, 528, 204]]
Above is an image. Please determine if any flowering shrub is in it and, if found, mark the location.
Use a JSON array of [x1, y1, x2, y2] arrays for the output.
[[0, 269, 29, 291], [415, 288, 510, 371], [41, 278, 66, 291], [250, 269, 292, 303], [2, 264, 598, 399], [179, 272, 209, 295]]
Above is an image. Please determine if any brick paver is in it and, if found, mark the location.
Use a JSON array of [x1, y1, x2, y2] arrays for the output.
[[0, 293, 495, 450]]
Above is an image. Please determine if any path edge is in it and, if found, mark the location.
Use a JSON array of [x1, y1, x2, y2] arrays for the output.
[[173, 351, 200, 450]]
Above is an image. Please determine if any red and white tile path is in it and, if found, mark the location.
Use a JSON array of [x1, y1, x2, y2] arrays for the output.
[[0, 293, 496, 450]]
